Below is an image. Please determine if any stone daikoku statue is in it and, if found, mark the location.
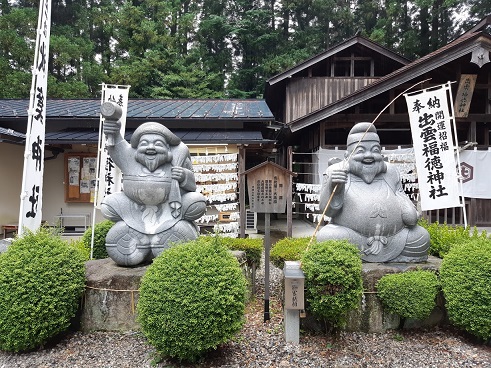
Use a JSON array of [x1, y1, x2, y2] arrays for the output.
[[100, 113, 206, 266], [317, 122, 430, 263]]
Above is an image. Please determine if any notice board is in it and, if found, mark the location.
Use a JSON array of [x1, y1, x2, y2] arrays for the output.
[[64, 153, 97, 203]]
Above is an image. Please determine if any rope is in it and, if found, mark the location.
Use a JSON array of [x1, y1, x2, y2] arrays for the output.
[[85, 285, 140, 315]]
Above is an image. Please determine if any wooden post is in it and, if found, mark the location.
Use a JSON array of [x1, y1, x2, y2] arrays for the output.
[[287, 146, 293, 237], [239, 146, 246, 238], [264, 212, 271, 322]]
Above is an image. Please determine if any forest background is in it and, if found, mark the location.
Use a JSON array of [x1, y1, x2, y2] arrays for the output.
[[0, 0, 488, 99]]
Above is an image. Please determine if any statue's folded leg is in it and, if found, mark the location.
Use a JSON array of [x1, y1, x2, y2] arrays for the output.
[[390, 225, 430, 263], [317, 224, 361, 244], [105, 221, 152, 266], [151, 220, 199, 258]]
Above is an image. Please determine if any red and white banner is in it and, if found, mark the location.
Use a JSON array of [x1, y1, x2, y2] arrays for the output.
[[95, 84, 130, 208], [405, 83, 462, 211], [18, 0, 52, 235]]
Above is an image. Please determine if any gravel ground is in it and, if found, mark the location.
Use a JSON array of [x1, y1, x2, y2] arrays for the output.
[[0, 252, 490, 368]]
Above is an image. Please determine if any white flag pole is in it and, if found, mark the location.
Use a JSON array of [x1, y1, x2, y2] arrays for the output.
[[446, 81, 467, 227], [90, 84, 130, 259], [18, 0, 52, 235]]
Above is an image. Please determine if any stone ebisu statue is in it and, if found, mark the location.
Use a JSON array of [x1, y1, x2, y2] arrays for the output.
[[100, 108, 206, 266], [317, 122, 430, 263]]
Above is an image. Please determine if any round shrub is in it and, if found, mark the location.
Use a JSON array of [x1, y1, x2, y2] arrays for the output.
[[376, 270, 439, 320], [440, 239, 491, 341], [81, 220, 114, 259], [301, 240, 363, 327], [137, 237, 247, 362], [0, 227, 86, 352], [271, 237, 310, 269]]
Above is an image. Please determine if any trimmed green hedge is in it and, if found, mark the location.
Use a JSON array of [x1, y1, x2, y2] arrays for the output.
[[301, 240, 363, 327], [0, 228, 86, 352], [137, 237, 247, 362], [270, 237, 310, 269], [376, 270, 439, 320], [200, 235, 262, 267], [419, 219, 488, 258], [81, 220, 114, 259], [440, 238, 491, 341]]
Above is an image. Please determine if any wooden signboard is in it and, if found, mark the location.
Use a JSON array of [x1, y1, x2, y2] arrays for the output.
[[65, 153, 97, 203], [243, 161, 295, 214], [454, 74, 477, 118]]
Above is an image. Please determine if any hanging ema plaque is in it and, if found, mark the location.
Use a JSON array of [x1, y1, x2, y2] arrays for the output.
[[243, 161, 295, 213]]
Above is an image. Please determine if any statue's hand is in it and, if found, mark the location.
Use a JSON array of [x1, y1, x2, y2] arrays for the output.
[[103, 120, 121, 136], [171, 166, 185, 183], [331, 168, 348, 185]]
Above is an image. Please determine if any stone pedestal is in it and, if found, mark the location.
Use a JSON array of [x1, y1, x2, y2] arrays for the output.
[[300, 256, 446, 333], [81, 251, 252, 332], [81, 258, 148, 332]]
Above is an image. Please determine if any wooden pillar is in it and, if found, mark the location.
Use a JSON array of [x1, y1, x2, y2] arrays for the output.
[[287, 146, 293, 237], [239, 146, 246, 238]]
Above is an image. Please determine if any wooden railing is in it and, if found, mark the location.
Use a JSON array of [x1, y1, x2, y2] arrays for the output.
[[422, 199, 471, 227]]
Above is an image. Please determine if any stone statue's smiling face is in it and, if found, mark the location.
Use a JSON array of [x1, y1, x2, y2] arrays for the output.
[[347, 140, 386, 184], [135, 133, 171, 172]]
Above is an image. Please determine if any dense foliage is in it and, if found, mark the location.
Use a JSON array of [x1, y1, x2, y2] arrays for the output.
[[0, 0, 475, 99], [270, 236, 310, 269], [440, 239, 491, 341], [137, 237, 247, 362], [301, 240, 363, 327], [200, 235, 262, 267], [376, 270, 440, 320], [81, 220, 114, 259], [66, 238, 91, 261], [0, 228, 86, 352], [419, 219, 488, 258]]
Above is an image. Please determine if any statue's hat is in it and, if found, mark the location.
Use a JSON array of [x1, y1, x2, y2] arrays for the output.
[[130, 122, 181, 148], [347, 122, 380, 146]]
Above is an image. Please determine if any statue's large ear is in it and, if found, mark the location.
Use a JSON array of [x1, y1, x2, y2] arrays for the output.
[[167, 150, 173, 163]]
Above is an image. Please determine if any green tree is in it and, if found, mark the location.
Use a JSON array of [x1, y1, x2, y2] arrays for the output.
[[0, 7, 36, 97], [228, 1, 280, 97], [460, 0, 491, 31]]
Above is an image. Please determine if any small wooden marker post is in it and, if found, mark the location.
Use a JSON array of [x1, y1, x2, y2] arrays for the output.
[[242, 161, 296, 322]]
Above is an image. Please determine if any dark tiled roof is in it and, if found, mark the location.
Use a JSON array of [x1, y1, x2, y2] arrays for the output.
[[0, 127, 24, 138], [44, 129, 272, 145], [0, 126, 272, 144], [0, 99, 274, 121]]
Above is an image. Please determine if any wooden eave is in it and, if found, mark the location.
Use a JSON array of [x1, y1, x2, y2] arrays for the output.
[[288, 32, 491, 132], [265, 35, 410, 87], [463, 15, 491, 35], [241, 160, 296, 177]]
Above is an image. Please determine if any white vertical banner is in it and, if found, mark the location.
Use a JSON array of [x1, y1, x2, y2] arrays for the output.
[[18, 0, 52, 235], [95, 84, 130, 208], [404, 82, 462, 211]]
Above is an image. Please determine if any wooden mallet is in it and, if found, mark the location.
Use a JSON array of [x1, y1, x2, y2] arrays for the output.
[[100, 101, 123, 146]]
